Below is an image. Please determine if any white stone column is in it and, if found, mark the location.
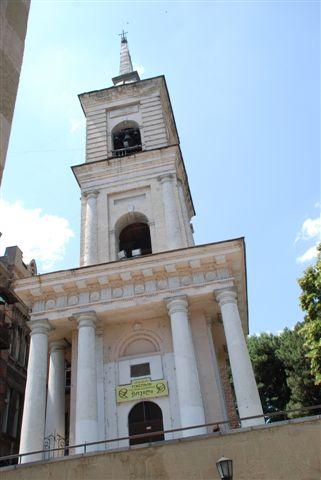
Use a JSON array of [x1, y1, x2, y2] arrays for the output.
[[159, 174, 182, 250], [19, 319, 51, 463], [45, 340, 67, 454], [75, 312, 98, 451], [216, 290, 264, 427], [83, 190, 99, 266], [177, 179, 194, 246], [166, 296, 206, 437]]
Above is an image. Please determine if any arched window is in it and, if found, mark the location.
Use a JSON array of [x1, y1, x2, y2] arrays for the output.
[[112, 121, 142, 157], [119, 222, 152, 259], [128, 401, 164, 445]]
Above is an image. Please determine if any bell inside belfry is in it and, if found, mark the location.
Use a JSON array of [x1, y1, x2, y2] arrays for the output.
[[112, 124, 142, 157], [123, 132, 132, 148]]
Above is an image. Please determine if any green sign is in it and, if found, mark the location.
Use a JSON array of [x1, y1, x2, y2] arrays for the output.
[[116, 378, 168, 403]]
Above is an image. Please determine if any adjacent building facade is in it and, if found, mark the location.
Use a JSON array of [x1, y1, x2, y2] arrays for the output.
[[13, 36, 264, 463], [0, 247, 36, 460], [0, 0, 31, 186]]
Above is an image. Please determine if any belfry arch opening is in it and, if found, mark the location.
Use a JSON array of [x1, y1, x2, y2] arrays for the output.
[[112, 120, 142, 157], [119, 222, 152, 259], [128, 401, 164, 445]]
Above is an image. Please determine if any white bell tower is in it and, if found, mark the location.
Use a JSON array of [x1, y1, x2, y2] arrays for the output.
[[73, 33, 195, 267], [16, 33, 264, 464]]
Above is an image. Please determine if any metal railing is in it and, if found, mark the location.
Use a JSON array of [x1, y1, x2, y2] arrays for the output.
[[112, 145, 142, 157], [0, 404, 320, 467]]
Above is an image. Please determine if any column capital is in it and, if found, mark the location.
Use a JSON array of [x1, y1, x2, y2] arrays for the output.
[[84, 190, 99, 199], [215, 289, 237, 307], [73, 311, 97, 329], [49, 339, 68, 353], [29, 319, 52, 336], [165, 295, 188, 315], [157, 173, 174, 184]]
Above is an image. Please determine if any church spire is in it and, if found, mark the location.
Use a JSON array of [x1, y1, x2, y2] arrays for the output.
[[112, 31, 140, 86], [119, 31, 133, 75]]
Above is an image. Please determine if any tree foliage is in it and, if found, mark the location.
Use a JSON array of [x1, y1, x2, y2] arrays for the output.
[[248, 327, 321, 416], [277, 326, 321, 412], [298, 244, 321, 384], [247, 333, 290, 413], [247, 243, 321, 415]]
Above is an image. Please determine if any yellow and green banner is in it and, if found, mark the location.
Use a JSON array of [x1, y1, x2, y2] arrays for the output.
[[116, 378, 168, 403]]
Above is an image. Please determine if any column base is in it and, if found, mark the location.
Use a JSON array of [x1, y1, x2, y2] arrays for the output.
[[20, 452, 43, 464], [75, 419, 99, 453], [180, 406, 207, 437]]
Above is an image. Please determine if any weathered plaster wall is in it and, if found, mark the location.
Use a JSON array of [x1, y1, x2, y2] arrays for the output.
[[81, 77, 178, 163], [190, 311, 227, 427], [2, 417, 320, 480], [67, 312, 226, 446], [0, 0, 30, 185]]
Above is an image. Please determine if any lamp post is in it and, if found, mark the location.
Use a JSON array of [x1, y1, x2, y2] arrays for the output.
[[216, 456, 233, 480]]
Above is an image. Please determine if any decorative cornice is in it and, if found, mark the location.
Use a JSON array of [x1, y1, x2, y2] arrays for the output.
[[13, 241, 247, 328], [73, 147, 179, 189]]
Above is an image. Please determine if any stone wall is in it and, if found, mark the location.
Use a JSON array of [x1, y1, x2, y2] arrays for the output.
[[1, 417, 320, 480], [0, 0, 30, 185]]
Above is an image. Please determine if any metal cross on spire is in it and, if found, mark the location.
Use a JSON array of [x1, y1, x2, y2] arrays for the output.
[[119, 30, 128, 43]]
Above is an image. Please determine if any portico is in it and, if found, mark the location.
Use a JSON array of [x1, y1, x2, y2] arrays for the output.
[[15, 239, 263, 460]]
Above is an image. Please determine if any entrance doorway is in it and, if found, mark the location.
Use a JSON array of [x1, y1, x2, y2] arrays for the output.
[[128, 401, 164, 445]]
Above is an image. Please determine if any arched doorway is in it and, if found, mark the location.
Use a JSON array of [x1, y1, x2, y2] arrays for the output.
[[128, 401, 164, 445], [119, 222, 152, 258]]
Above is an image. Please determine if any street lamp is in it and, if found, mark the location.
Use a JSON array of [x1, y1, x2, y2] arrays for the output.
[[216, 456, 233, 480]]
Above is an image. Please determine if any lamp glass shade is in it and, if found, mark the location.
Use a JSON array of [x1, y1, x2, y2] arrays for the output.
[[216, 457, 233, 480]]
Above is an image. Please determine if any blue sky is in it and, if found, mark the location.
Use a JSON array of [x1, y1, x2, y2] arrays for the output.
[[0, 1, 320, 334]]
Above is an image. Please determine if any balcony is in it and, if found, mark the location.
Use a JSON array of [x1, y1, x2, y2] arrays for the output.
[[112, 144, 142, 158]]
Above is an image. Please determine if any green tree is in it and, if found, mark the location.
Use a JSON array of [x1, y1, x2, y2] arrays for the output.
[[277, 326, 321, 413], [248, 328, 321, 417], [247, 333, 290, 413], [298, 244, 321, 384]]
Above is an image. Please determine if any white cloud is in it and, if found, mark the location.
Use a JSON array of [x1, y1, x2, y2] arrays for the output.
[[295, 213, 321, 264], [295, 217, 321, 243], [297, 245, 318, 264], [0, 199, 74, 272]]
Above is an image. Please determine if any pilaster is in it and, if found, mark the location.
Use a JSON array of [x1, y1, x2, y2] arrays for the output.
[[83, 190, 99, 266], [158, 174, 182, 250]]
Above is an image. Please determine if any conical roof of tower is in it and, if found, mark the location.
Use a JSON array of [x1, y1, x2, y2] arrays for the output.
[[119, 36, 133, 75], [112, 32, 140, 86]]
